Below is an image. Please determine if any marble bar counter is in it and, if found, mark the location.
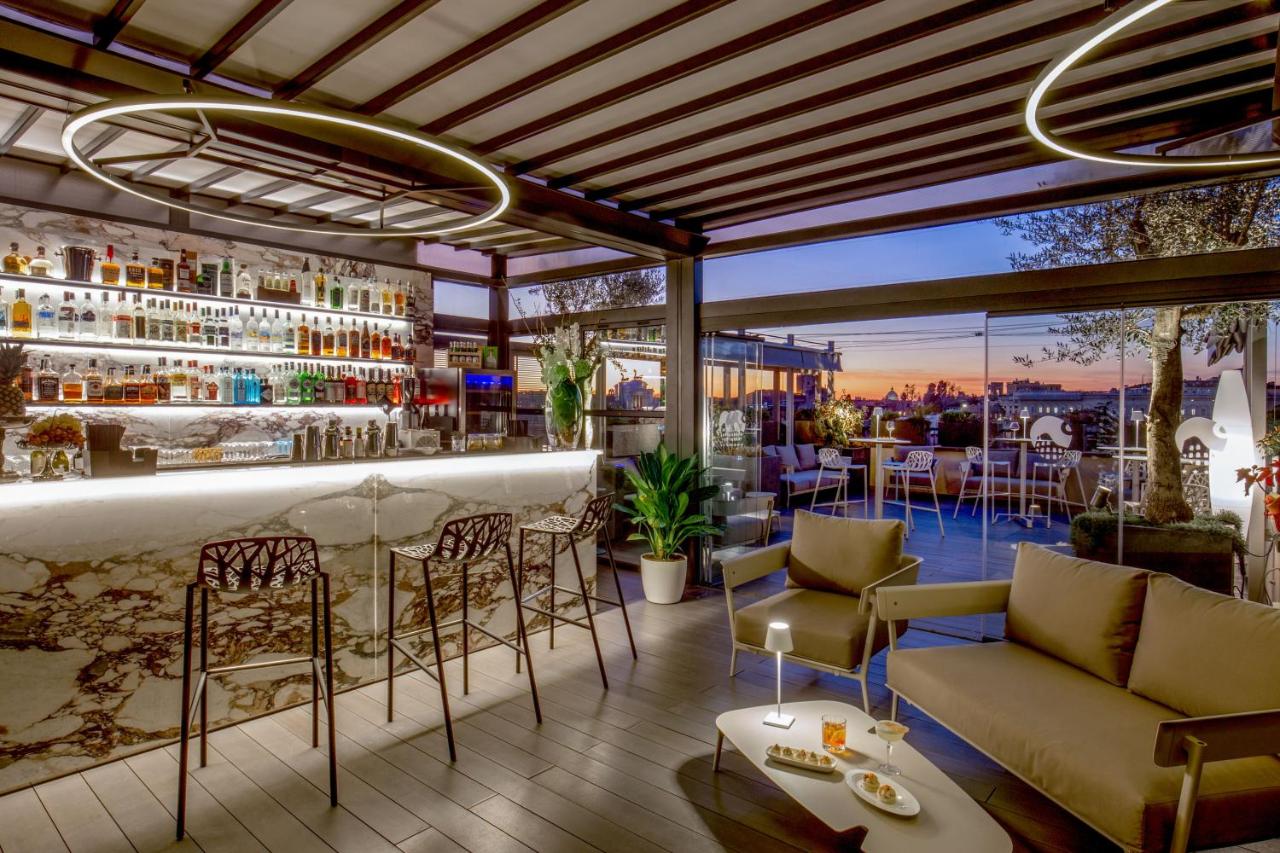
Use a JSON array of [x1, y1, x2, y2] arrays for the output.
[[0, 449, 599, 793]]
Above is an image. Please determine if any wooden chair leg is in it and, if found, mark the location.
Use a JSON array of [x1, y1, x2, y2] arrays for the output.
[[176, 583, 195, 841], [729, 647, 738, 678]]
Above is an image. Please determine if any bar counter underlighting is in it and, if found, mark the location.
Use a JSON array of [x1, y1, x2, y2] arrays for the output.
[[0, 448, 600, 794]]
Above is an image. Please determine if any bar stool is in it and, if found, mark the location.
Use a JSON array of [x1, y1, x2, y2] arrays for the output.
[[516, 493, 637, 689], [883, 450, 945, 538], [809, 447, 867, 517], [387, 512, 539, 762], [177, 536, 336, 840]]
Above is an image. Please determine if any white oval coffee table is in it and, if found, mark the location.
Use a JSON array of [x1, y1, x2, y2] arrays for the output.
[[713, 699, 1011, 851]]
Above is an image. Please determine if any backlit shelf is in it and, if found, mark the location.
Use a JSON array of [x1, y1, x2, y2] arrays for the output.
[[1, 336, 412, 368], [22, 402, 390, 410], [0, 272, 413, 327]]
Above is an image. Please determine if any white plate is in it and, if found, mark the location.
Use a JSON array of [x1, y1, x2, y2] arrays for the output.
[[765, 744, 838, 773], [846, 770, 921, 817]]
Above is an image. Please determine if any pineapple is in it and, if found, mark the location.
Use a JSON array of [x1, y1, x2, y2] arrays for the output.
[[0, 342, 26, 420]]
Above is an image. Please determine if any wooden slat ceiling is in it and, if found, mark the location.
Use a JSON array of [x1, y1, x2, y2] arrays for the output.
[[0, 0, 1278, 262]]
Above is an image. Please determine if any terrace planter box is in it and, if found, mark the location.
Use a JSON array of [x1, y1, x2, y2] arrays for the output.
[[1071, 521, 1236, 596]]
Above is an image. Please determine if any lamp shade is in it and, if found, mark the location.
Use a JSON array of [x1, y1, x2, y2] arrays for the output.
[[764, 621, 793, 654]]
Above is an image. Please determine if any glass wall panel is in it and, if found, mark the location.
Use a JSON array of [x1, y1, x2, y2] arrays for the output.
[[434, 279, 489, 318]]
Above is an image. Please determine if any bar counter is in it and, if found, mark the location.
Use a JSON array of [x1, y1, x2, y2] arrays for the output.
[[0, 449, 600, 793]]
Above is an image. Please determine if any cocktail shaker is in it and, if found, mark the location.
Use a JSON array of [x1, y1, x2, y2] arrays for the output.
[[303, 424, 322, 460], [383, 422, 398, 457]]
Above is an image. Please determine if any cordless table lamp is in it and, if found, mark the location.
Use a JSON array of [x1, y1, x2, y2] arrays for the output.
[[763, 621, 795, 728]]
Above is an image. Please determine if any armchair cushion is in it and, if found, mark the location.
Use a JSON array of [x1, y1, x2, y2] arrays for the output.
[[735, 588, 885, 671], [776, 445, 800, 471], [1006, 543, 1149, 686], [795, 443, 818, 469], [784, 511, 904, 596], [1128, 573, 1280, 718]]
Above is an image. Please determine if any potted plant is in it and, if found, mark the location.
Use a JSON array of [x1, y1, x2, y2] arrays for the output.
[[615, 445, 723, 604], [813, 399, 864, 447], [1069, 510, 1243, 596]]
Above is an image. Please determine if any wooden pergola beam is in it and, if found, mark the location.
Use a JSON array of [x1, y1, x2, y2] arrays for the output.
[[190, 0, 295, 80], [92, 0, 147, 48]]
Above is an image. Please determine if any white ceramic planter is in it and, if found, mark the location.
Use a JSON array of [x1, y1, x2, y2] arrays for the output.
[[640, 554, 687, 604]]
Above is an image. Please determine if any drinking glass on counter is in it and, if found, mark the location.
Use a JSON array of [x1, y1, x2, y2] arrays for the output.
[[821, 714, 846, 753], [451, 435, 466, 453]]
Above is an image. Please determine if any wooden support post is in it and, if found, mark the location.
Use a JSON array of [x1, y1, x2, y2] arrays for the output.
[[665, 256, 703, 583], [488, 255, 510, 370]]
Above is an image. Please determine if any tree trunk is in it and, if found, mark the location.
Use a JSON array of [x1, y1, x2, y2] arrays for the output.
[[1144, 306, 1193, 524]]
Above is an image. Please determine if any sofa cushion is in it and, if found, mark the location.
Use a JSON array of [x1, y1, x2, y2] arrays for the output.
[[967, 448, 1018, 475], [779, 469, 842, 492], [795, 443, 817, 470], [775, 445, 800, 470], [762, 445, 777, 457], [784, 511, 903, 596], [1006, 543, 1148, 686], [888, 642, 1280, 851], [1128, 574, 1280, 718], [735, 588, 886, 670]]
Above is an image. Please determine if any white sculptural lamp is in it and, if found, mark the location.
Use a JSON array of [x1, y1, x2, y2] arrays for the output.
[[763, 621, 795, 729]]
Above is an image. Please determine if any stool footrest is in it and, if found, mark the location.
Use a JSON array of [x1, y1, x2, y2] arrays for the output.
[[465, 619, 525, 653], [207, 655, 314, 675], [520, 603, 591, 631], [389, 637, 443, 684]]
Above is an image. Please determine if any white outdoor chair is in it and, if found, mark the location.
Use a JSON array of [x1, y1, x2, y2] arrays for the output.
[[953, 446, 1012, 519], [1031, 449, 1085, 524], [810, 446, 867, 518], [883, 449, 944, 538]]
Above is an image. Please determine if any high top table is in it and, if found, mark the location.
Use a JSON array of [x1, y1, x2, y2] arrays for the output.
[[852, 437, 910, 519], [713, 700, 1011, 851]]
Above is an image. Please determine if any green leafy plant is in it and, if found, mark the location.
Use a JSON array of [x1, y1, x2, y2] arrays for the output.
[[614, 445, 724, 561], [813, 399, 864, 446]]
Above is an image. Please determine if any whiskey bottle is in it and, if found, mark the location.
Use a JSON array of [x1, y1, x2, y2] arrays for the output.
[[60, 363, 84, 403], [314, 264, 328, 309], [296, 315, 311, 356], [154, 358, 171, 403], [348, 322, 361, 358], [391, 333, 403, 362], [124, 250, 146, 287], [176, 249, 194, 293], [394, 280, 407, 316], [359, 278, 372, 313], [360, 321, 372, 359], [380, 278, 393, 316], [146, 257, 165, 289], [36, 357, 59, 401], [3, 242, 28, 275], [84, 359, 103, 403], [321, 317, 336, 357], [369, 324, 381, 360], [57, 291, 77, 338], [380, 327, 392, 360], [168, 358, 188, 403], [138, 365, 157, 404], [28, 246, 54, 278], [100, 244, 121, 285], [309, 317, 322, 357], [336, 318, 348, 358], [104, 367, 124, 404]]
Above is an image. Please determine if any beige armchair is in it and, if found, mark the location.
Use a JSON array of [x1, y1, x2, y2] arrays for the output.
[[722, 511, 920, 712]]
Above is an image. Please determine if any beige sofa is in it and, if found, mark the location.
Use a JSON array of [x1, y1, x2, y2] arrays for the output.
[[876, 543, 1280, 853], [722, 511, 920, 711]]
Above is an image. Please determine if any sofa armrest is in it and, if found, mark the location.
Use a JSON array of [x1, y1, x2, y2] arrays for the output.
[[876, 579, 1012, 622], [857, 555, 922, 615], [722, 541, 791, 589], [1154, 709, 1280, 767]]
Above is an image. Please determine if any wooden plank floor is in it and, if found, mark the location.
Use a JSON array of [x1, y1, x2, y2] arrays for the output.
[[1, 570, 1271, 853]]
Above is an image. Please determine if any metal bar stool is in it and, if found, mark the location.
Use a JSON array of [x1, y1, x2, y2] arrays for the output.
[[516, 493, 637, 689], [387, 512, 539, 762], [809, 447, 868, 517], [177, 536, 336, 840]]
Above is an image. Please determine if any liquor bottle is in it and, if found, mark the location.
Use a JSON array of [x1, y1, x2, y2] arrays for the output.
[[269, 310, 284, 352], [121, 365, 142, 404], [259, 310, 273, 352], [394, 280, 407, 316], [328, 275, 344, 311], [160, 300, 176, 343], [84, 359, 103, 403], [359, 278, 372, 313], [169, 358, 188, 403], [380, 326, 392, 360], [243, 308, 259, 352], [216, 366, 232, 404], [98, 293, 113, 339], [391, 333, 403, 362], [309, 317, 322, 358], [132, 294, 146, 340], [3, 242, 27, 275], [201, 308, 215, 348], [313, 262, 326, 309], [197, 260, 216, 295], [187, 361, 201, 402], [369, 324, 381, 360], [78, 293, 98, 341], [235, 263, 253, 299], [231, 368, 245, 405], [321, 316, 336, 357], [146, 299, 162, 342], [296, 315, 311, 356], [348, 322, 361, 360], [32, 293, 54, 338], [268, 365, 285, 405], [124, 250, 146, 287], [18, 355, 32, 402], [138, 365, 158, 404], [56, 291, 77, 338], [158, 257, 174, 290], [154, 358, 171, 403], [216, 310, 229, 348], [35, 357, 58, 401], [344, 367, 358, 403], [380, 278, 393, 315], [228, 309, 243, 349], [112, 294, 132, 341], [146, 257, 165, 289], [29, 246, 54, 278], [100, 244, 121, 285], [176, 249, 193, 293], [11, 289, 31, 337], [286, 362, 301, 404], [219, 257, 234, 298], [281, 312, 295, 354], [204, 366, 219, 403], [344, 277, 358, 312], [361, 320, 372, 359], [0, 286, 8, 334], [188, 305, 202, 345], [174, 303, 188, 345], [104, 367, 124, 404], [298, 259, 313, 305], [257, 369, 272, 405], [299, 364, 315, 404], [336, 318, 348, 358], [354, 367, 367, 404]]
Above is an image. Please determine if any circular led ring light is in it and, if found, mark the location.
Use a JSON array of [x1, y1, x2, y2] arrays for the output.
[[61, 95, 510, 238], [1026, 0, 1280, 168]]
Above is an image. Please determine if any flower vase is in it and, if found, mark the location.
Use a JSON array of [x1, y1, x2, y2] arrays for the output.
[[544, 380, 583, 449]]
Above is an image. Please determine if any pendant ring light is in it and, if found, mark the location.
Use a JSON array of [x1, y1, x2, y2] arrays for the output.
[[61, 95, 510, 238], [1026, 0, 1280, 168]]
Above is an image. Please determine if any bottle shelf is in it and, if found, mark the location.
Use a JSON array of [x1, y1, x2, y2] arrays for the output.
[[22, 402, 391, 410], [2, 335, 412, 368], [0, 272, 413, 327]]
